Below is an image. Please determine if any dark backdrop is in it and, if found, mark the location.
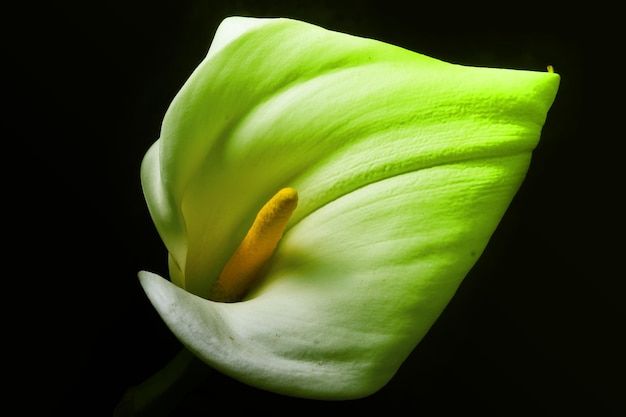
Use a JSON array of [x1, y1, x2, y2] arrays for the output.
[[6, 1, 622, 416]]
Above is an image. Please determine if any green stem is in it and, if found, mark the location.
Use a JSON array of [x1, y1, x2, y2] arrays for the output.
[[114, 348, 211, 417]]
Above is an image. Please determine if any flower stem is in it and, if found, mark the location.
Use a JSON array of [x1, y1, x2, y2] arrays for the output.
[[114, 348, 210, 417]]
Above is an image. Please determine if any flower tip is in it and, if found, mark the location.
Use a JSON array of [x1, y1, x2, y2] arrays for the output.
[[272, 187, 299, 214]]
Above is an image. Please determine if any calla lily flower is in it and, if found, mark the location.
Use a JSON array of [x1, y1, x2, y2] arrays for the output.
[[138, 16, 559, 400]]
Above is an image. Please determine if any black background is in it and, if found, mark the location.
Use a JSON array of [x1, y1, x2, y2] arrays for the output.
[[6, 1, 622, 416]]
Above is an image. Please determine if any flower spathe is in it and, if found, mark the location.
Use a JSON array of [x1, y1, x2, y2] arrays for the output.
[[139, 16, 559, 399]]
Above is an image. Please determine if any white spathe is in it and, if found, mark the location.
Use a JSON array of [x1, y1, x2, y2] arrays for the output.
[[139, 16, 559, 399]]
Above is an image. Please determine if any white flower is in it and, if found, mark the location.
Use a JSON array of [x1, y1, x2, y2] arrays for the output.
[[139, 16, 559, 399]]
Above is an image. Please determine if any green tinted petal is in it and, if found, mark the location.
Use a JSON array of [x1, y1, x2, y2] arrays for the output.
[[140, 16, 559, 399]]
